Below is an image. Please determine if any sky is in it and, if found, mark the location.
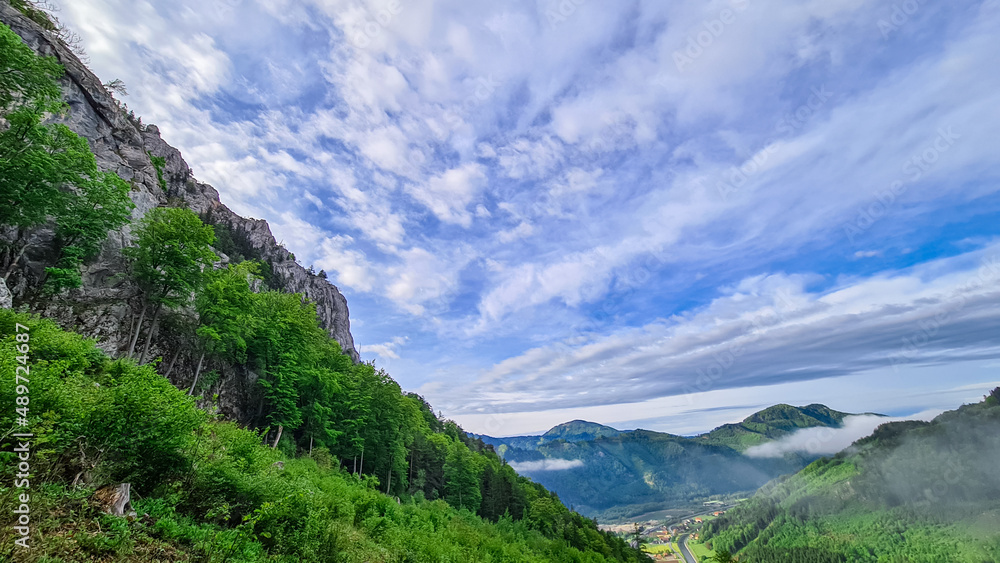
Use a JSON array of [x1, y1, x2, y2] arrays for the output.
[[54, 0, 1000, 437]]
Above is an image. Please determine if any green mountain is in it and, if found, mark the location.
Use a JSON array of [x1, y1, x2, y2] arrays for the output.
[[476, 420, 623, 453], [543, 420, 623, 443], [702, 389, 1000, 562], [481, 405, 858, 519], [699, 403, 853, 451]]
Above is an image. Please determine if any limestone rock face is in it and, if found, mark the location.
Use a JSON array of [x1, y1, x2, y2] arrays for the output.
[[0, 4, 360, 421], [0, 277, 11, 309]]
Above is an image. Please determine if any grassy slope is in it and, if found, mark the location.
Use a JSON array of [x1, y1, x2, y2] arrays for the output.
[[0, 311, 647, 562]]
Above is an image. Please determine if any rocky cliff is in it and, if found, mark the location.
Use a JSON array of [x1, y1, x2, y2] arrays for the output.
[[0, 1, 360, 420]]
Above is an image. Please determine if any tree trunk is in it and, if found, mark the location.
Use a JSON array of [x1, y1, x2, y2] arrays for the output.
[[188, 351, 206, 395], [359, 446, 364, 475], [309, 436, 313, 455], [163, 347, 181, 379], [255, 394, 266, 427], [137, 301, 163, 364], [353, 456, 357, 474], [92, 483, 135, 517], [408, 448, 415, 491], [1, 235, 28, 280], [127, 302, 147, 358], [271, 425, 283, 448], [385, 454, 392, 494]]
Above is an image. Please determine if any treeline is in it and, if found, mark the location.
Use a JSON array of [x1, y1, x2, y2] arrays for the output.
[[0, 18, 648, 562]]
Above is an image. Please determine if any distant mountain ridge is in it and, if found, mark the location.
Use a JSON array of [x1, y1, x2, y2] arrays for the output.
[[699, 403, 857, 451], [479, 404, 868, 519], [476, 419, 622, 452], [544, 419, 623, 442]]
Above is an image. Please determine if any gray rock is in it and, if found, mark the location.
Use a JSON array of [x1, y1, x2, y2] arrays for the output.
[[0, 4, 361, 423], [0, 277, 11, 309]]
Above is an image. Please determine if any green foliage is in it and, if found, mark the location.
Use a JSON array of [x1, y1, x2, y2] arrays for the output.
[[0, 20, 648, 562], [44, 169, 134, 293], [148, 151, 167, 191], [0, 310, 649, 562], [8, 0, 58, 31], [0, 311, 204, 491], [125, 207, 217, 309], [986, 386, 1000, 407], [196, 261, 260, 366], [490, 425, 823, 518], [0, 25, 74, 230], [700, 404, 852, 452], [0, 22, 133, 293], [0, 21, 61, 108]]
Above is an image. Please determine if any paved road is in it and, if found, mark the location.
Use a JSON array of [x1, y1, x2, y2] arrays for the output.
[[678, 534, 697, 563]]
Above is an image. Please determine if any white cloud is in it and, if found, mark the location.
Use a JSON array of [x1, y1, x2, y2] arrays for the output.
[[58, 0, 1000, 436], [407, 163, 487, 227], [363, 336, 409, 360], [508, 459, 584, 472], [433, 244, 1000, 415], [386, 246, 472, 314], [497, 136, 564, 180], [315, 235, 375, 292], [497, 221, 534, 244]]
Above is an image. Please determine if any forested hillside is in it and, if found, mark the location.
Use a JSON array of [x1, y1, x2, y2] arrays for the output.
[[698, 403, 855, 451], [482, 405, 854, 519], [701, 389, 1000, 563], [0, 11, 648, 562]]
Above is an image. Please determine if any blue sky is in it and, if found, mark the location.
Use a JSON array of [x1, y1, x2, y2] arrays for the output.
[[59, 0, 1000, 436]]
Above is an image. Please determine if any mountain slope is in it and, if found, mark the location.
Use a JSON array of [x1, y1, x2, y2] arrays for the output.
[[482, 405, 856, 518], [699, 403, 855, 451], [702, 389, 1000, 562], [0, 0, 358, 427], [0, 309, 648, 562]]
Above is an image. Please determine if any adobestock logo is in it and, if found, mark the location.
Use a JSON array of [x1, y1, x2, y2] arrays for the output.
[[843, 127, 960, 244], [673, 0, 751, 72], [442, 75, 501, 131], [878, 0, 928, 40], [348, 0, 404, 49]]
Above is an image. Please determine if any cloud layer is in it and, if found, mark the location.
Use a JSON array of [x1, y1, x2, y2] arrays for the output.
[[508, 459, 585, 472], [56, 0, 1000, 434]]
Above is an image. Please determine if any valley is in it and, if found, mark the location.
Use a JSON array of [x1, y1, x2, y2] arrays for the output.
[[478, 404, 864, 520]]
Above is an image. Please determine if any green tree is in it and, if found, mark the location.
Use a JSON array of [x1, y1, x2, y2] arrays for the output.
[[190, 261, 260, 394], [44, 168, 134, 292], [123, 207, 217, 364], [0, 23, 133, 289], [710, 548, 735, 563], [244, 290, 326, 445], [629, 523, 648, 550], [0, 22, 62, 110]]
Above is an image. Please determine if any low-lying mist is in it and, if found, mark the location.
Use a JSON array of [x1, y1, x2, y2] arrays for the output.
[[508, 459, 585, 472], [744, 412, 938, 458]]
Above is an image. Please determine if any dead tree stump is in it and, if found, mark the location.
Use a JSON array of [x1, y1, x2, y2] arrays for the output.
[[91, 483, 136, 517]]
